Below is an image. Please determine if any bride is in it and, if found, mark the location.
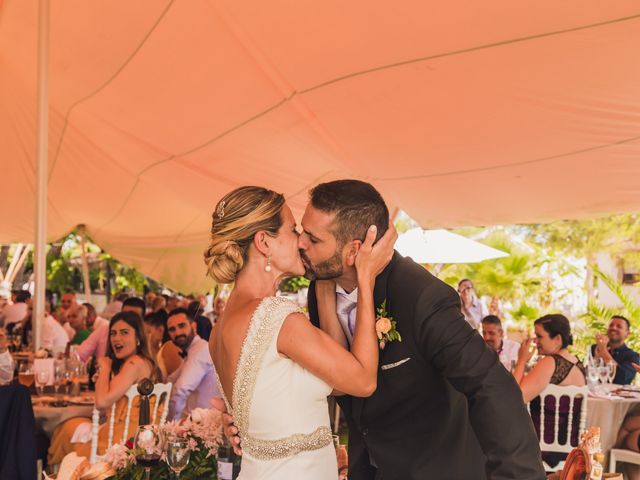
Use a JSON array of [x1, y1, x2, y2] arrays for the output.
[[206, 186, 395, 479]]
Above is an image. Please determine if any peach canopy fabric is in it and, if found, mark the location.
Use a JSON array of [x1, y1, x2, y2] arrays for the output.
[[1, 1, 640, 292]]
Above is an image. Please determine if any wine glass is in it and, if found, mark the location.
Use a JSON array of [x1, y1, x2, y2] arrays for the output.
[[166, 439, 190, 478], [54, 364, 66, 397], [35, 370, 50, 396], [134, 425, 163, 480], [597, 364, 609, 390], [607, 361, 617, 385], [11, 334, 22, 351], [18, 363, 34, 388]]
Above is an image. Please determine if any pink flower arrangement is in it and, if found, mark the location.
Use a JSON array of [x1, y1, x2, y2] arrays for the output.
[[104, 443, 135, 470], [181, 408, 224, 457], [103, 407, 224, 479]]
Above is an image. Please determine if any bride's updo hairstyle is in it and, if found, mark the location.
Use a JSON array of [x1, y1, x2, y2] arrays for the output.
[[204, 186, 285, 284]]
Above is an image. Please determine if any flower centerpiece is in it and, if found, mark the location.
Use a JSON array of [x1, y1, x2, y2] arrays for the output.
[[103, 407, 224, 480]]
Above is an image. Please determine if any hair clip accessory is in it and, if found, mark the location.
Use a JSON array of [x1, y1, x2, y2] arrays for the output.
[[216, 201, 226, 219]]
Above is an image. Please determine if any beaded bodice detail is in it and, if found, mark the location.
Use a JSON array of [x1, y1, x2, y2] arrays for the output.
[[215, 296, 333, 461]]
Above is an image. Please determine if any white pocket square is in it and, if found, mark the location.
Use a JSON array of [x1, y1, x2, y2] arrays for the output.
[[381, 357, 411, 371]]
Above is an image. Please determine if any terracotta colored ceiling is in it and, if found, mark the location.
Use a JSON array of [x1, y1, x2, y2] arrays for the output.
[[1, 0, 639, 292]]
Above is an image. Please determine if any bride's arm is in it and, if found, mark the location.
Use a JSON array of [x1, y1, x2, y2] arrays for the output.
[[278, 224, 396, 396], [315, 280, 347, 349]]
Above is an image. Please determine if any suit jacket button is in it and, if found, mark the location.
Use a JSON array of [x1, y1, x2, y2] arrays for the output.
[[362, 428, 368, 436]]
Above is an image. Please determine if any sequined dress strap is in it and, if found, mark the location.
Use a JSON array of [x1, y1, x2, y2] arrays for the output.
[[228, 296, 332, 461]]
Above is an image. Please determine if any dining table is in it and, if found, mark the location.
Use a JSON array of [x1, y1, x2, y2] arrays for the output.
[[586, 384, 640, 455], [32, 393, 95, 437]]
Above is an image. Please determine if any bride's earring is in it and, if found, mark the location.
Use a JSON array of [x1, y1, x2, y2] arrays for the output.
[[265, 255, 272, 273]]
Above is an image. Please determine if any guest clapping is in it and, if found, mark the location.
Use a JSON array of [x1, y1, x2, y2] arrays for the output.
[[590, 316, 640, 385]]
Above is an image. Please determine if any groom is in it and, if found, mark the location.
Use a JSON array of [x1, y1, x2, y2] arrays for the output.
[[299, 180, 544, 480]]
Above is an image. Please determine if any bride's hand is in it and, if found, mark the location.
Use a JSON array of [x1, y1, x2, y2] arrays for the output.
[[355, 221, 397, 282]]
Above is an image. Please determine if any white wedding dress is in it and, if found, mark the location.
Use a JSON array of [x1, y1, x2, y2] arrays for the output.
[[216, 296, 337, 479]]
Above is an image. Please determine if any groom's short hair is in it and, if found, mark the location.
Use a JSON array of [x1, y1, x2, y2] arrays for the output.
[[309, 179, 389, 246]]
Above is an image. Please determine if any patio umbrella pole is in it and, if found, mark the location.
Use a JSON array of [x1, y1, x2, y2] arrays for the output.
[[33, 0, 50, 351], [78, 225, 92, 303]]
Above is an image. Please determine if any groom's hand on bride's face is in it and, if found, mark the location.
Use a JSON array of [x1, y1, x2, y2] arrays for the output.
[[223, 413, 243, 455]]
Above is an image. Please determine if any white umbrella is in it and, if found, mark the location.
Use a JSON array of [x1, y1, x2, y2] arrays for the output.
[[395, 228, 509, 264]]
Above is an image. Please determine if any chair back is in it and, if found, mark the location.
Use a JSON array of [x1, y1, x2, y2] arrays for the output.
[[527, 384, 588, 472], [90, 382, 172, 464]]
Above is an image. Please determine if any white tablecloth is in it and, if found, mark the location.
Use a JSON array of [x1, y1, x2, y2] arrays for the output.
[[587, 394, 640, 454], [33, 396, 94, 436]]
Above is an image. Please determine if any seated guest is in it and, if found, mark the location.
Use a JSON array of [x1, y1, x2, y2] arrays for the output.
[[42, 309, 70, 352], [615, 363, 640, 451], [83, 302, 108, 331], [144, 310, 182, 379], [48, 311, 161, 464], [151, 295, 167, 313], [0, 327, 13, 385], [144, 291, 157, 312], [481, 315, 520, 371], [56, 292, 77, 340], [206, 296, 226, 326], [67, 305, 90, 345], [0, 290, 30, 328], [187, 300, 212, 341], [166, 308, 219, 420], [513, 314, 586, 468], [77, 297, 146, 362], [590, 315, 640, 385], [166, 296, 180, 312]]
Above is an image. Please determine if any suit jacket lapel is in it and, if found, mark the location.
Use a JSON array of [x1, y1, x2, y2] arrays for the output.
[[352, 251, 400, 425]]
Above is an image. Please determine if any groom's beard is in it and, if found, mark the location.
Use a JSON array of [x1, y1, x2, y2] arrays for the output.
[[300, 249, 343, 280]]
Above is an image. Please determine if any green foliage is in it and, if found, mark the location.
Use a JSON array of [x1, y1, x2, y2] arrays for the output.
[[440, 231, 545, 303], [111, 440, 218, 480], [113, 262, 148, 294], [46, 257, 75, 295], [509, 302, 542, 326], [577, 267, 640, 353], [279, 276, 310, 293]]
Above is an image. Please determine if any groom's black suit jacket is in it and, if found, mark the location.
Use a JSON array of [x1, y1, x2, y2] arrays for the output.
[[308, 252, 544, 480]]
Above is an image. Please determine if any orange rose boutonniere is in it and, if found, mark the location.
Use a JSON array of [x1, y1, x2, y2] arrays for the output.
[[375, 300, 401, 350]]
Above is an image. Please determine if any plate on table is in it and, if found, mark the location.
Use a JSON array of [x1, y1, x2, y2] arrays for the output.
[[32, 395, 56, 404], [612, 389, 640, 399], [68, 395, 95, 406]]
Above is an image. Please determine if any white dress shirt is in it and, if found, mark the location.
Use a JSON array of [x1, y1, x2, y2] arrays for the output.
[[62, 321, 75, 341], [335, 285, 358, 346], [42, 314, 70, 352], [497, 338, 521, 371], [0, 302, 28, 327], [0, 350, 14, 385], [168, 335, 220, 420]]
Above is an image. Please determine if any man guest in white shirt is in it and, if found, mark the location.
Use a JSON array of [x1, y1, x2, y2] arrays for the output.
[[0, 327, 14, 385], [481, 315, 520, 371], [166, 308, 220, 420]]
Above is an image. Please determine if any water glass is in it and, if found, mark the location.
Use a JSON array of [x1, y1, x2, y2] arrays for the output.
[[166, 439, 190, 477], [35, 370, 50, 396]]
